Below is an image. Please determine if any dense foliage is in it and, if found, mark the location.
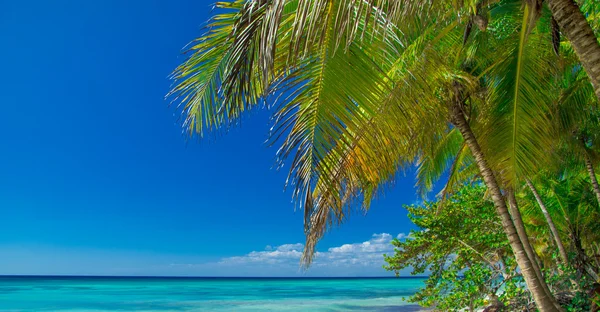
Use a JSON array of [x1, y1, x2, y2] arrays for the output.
[[384, 185, 523, 311], [384, 184, 600, 311]]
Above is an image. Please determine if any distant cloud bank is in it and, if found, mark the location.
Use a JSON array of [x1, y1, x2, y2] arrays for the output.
[[208, 232, 410, 276], [0, 233, 413, 277]]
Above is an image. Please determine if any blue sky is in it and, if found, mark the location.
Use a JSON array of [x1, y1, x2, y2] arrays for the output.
[[0, 0, 425, 276]]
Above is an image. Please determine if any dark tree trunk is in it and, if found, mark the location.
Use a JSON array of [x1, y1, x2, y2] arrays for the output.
[[450, 103, 561, 312], [547, 0, 600, 101], [571, 231, 588, 278], [507, 190, 559, 308], [583, 151, 600, 206], [571, 231, 600, 281]]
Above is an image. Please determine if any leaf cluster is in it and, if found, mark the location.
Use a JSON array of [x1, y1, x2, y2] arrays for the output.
[[384, 185, 524, 310]]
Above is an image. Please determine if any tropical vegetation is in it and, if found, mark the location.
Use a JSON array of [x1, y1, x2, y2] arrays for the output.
[[384, 183, 599, 311], [169, 0, 600, 310]]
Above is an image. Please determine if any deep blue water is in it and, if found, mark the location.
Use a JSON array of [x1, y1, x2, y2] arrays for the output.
[[0, 276, 426, 311]]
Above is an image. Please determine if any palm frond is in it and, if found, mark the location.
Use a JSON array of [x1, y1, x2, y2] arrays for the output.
[[266, 1, 401, 265], [416, 128, 465, 198], [482, 3, 558, 188], [298, 15, 479, 264], [169, 0, 294, 137]]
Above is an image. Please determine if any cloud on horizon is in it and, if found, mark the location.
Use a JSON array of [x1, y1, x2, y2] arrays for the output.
[[0, 233, 414, 277], [203, 233, 410, 276]]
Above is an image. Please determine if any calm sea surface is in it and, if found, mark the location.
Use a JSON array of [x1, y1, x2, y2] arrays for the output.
[[0, 276, 426, 311]]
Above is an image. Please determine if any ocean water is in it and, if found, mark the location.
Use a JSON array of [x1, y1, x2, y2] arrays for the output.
[[0, 276, 426, 311]]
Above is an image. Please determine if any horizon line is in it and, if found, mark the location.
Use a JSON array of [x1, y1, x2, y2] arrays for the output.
[[0, 274, 427, 279]]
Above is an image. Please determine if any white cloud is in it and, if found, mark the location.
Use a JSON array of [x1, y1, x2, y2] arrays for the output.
[[276, 243, 304, 252], [0, 233, 416, 277], [396, 232, 411, 240], [212, 233, 411, 276]]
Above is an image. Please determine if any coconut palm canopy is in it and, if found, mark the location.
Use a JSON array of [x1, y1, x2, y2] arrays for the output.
[[171, 0, 600, 311], [171, 1, 600, 310], [170, 0, 598, 259]]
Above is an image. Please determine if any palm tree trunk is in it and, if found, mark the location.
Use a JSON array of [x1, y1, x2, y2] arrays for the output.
[[583, 151, 600, 206], [547, 0, 600, 101], [571, 229, 600, 282], [507, 189, 559, 308], [450, 104, 561, 312], [526, 178, 570, 265]]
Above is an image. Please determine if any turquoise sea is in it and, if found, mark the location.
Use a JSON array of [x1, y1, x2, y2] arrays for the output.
[[0, 276, 426, 311]]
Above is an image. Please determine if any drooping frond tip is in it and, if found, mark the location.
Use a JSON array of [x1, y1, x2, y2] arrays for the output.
[[168, 0, 284, 137]]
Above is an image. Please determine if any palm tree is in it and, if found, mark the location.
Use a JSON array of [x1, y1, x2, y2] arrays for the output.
[[584, 152, 600, 204], [525, 177, 570, 265], [570, 129, 600, 209], [546, 0, 600, 101], [415, 0, 600, 101], [550, 55, 600, 207], [169, 1, 578, 310], [521, 173, 600, 281]]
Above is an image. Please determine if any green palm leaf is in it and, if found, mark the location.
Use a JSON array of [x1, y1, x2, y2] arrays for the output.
[[482, 3, 557, 188]]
